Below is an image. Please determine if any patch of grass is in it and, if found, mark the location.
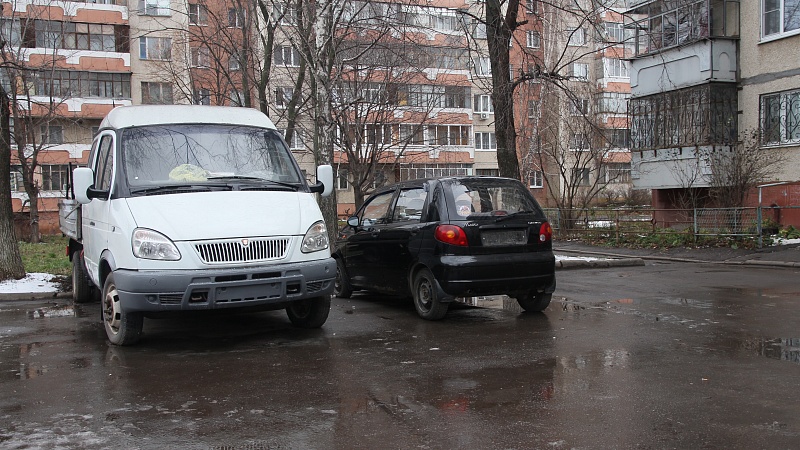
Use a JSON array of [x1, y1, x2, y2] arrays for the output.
[[19, 235, 71, 275]]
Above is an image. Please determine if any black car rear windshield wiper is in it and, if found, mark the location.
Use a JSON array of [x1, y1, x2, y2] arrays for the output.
[[206, 176, 299, 191], [494, 210, 537, 222]]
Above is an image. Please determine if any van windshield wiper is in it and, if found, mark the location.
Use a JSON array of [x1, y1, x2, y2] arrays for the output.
[[206, 176, 300, 191], [130, 184, 228, 195]]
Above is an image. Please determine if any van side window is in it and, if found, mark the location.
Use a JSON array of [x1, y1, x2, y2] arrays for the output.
[[95, 135, 114, 192], [359, 191, 394, 226], [392, 188, 426, 223]]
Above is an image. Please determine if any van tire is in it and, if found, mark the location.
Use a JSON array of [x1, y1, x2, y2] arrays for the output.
[[286, 295, 330, 328], [333, 259, 353, 299], [72, 251, 96, 304], [515, 292, 552, 312], [412, 268, 449, 320], [102, 273, 143, 346]]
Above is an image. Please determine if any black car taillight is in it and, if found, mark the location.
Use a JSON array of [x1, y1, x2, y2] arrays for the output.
[[435, 224, 468, 246], [539, 222, 553, 243]]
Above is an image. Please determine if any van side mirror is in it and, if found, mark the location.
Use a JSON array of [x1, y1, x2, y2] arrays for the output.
[[310, 165, 334, 197], [73, 167, 109, 204]]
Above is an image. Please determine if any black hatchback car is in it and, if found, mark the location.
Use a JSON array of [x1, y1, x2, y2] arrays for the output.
[[333, 176, 556, 320]]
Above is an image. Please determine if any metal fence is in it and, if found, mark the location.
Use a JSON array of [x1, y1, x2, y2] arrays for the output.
[[543, 206, 800, 248]]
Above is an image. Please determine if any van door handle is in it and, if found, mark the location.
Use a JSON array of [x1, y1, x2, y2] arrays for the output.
[[89, 221, 95, 226]]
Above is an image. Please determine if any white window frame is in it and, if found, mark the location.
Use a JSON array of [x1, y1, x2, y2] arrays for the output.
[[529, 169, 543, 188], [762, 0, 800, 40], [138, 0, 170, 17], [274, 45, 301, 67], [473, 57, 491, 77], [527, 100, 540, 118], [603, 58, 629, 79], [572, 62, 589, 80], [193, 88, 210, 105], [191, 46, 209, 68], [142, 82, 173, 104], [40, 125, 63, 145], [474, 132, 497, 150], [526, 30, 541, 48], [567, 27, 586, 46], [473, 94, 494, 113], [139, 36, 171, 60], [189, 3, 207, 25], [570, 98, 589, 116]]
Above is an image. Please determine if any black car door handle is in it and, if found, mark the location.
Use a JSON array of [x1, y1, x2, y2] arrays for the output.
[[371, 230, 381, 237]]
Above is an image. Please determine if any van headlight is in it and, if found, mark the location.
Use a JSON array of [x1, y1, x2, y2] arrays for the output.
[[132, 228, 181, 260], [301, 221, 329, 253]]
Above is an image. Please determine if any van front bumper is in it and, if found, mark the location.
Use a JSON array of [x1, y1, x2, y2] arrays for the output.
[[111, 258, 336, 312]]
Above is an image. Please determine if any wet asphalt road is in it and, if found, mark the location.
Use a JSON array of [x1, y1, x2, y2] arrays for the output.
[[1, 260, 799, 449]]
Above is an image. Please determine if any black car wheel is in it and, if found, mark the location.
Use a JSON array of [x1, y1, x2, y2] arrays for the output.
[[102, 273, 144, 346], [333, 258, 353, 299], [286, 295, 331, 328], [412, 268, 449, 320], [515, 292, 552, 312], [72, 251, 96, 304]]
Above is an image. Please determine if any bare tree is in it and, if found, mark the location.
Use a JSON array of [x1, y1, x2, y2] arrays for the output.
[[0, 82, 25, 280]]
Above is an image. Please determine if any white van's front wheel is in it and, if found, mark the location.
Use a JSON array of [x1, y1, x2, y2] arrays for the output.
[[286, 295, 331, 328], [102, 273, 143, 345]]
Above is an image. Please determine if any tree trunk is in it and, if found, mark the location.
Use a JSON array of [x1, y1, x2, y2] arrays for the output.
[[0, 89, 26, 280]]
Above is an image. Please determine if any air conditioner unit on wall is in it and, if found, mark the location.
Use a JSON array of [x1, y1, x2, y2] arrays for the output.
[[480, 113, 488, 119]]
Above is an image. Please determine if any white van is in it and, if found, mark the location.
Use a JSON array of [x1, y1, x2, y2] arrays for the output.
[[59, 105, 336, 345]]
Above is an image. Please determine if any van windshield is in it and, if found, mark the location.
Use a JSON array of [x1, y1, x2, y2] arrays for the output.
[[121, 125, 302, 188]]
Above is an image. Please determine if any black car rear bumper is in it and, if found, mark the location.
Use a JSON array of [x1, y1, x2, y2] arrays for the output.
[[432, 252, 556, 297]]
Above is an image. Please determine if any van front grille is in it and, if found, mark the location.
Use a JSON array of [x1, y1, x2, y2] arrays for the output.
[[193, 238, 289, 264]]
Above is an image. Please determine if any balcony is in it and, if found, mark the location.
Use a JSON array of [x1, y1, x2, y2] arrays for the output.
[[627, 0, 740, 58]]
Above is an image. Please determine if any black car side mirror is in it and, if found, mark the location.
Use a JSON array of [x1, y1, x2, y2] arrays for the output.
[[347, 216, 360, 228]]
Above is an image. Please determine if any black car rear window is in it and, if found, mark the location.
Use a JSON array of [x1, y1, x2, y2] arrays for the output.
[[447, 179, 543, 219]]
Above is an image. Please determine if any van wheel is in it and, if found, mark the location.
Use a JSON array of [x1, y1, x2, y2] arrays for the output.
[[333, 259, 353, 299], [413, 268, 449, 320], [286, 295, 331, 328], [102, 273, 143, 346], [72, 251, 96, 303], [515, 292, 552, 312]]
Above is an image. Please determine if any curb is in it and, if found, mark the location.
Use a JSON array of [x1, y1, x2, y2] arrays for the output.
[[557, 257, 645, 270], [555, 249, 800, 269], [0, 292, 72, 302]]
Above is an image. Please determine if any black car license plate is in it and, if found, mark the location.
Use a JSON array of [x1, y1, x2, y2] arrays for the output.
[[481, 229, 527, 246]]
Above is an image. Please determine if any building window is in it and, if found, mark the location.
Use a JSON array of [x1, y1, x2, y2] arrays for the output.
[[280, 129, 304, 150], [35, 21, 121, 52], [528, 169, 543, 188], [604, 22, 624, 42], [428, 125, 471, 146], [229, 52, 241, 70], [566, 27, 586, 46], [473, 94, 494, 113], [476, 169, 500, 177], [569, 132, 589, 150], [40, 125, 63, 145], [228, 8, 245, 28], [525, 0, 538, 14], [41, 164, 69, 191], [473, 57, 491, 77], [10, 166, 24, 192], [569, 98, 589, 116], [572, 168, 590, 186], [474, 132, 497, 150], [1, 18, 22, 47], [527, 100, 540, 118], [191, 47, 209, 68], [138, 0, 170, 16], [603, 58, 629, 78], [760, 89, 800, 145], [274, 45, 301, 67], [399, 124, 424, 145], [603, 163, 631, 183], [572, 62, 589, 80], [596, 92, 629, 114], [399, 163, 473, 181], [336, 168, 348, 190], [763, 0, 800, 39], [189, 3, 208, 25], [141, 82, 173, 104], [229, 90, 245, 106], [275, 87, 293, 108], [193, 88, 210, 105], [526, 30, 540, 48], [274, 5, 298, 25], [605, 128, 630, 148], [139, 36, 171, 60]]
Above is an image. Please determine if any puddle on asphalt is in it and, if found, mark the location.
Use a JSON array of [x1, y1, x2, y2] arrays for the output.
[[458, 295, 522, 313], [27, 305, 75, 319], [747, 337, 800, 365]]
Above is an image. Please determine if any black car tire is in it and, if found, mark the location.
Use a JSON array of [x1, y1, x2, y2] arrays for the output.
[[102, 273, 144, 346], [286, 295, 331, 328], [412, 268, 449, 320], [72, 251, 96, 304], [333, 258, 353, 299], [515, 292, 552, 312]]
